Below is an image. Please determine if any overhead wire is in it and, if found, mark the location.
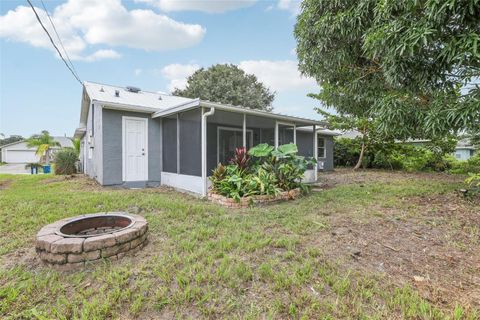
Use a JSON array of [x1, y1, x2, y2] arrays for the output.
[[39, 0, 80, 81], [26, 0, 82, 85]]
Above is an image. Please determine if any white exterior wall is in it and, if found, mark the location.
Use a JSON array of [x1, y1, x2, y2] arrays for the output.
[[161, 172, 206, 194]]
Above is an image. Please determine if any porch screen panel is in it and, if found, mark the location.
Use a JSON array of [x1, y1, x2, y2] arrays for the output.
[[245, 115, 275, 147], [162, 117, 177, 173], [296, 130, 314, 158], [206, 110, 244, 173], [179, 109, 201, 176], [296, 129, 315, 170], [278, 124, 294, 146]]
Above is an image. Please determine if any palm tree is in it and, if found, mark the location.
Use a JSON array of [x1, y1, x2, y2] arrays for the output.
[[26, 131, 60, 165], [70, 138, 81, 158]]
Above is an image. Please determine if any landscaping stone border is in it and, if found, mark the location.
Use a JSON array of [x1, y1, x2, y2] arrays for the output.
[[36, 212, 148, 271], [208, 188, 301, 208]]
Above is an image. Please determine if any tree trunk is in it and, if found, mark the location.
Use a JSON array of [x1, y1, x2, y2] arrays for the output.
[[45, 149, 50, 165], [353, 141, 365, 170]]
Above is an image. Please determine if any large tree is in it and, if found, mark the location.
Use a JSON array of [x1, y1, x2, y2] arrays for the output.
[[294, 0, 480, 140], [173, 64, 275, 111]]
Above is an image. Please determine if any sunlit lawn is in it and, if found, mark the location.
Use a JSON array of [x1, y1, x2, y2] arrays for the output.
[[0, 172, 478, 319]]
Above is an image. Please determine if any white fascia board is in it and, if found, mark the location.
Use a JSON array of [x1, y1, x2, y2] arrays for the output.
[[95, 100, 159, 113], [200, 101, 325, 126], [151, 99, 201, 118], [74, 127, 87, 139]]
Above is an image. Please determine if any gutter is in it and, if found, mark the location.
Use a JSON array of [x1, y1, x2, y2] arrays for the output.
[[201, 107, 215, 197]]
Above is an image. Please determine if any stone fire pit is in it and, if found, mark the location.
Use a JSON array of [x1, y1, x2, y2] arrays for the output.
[[36, 212, 148, 270]]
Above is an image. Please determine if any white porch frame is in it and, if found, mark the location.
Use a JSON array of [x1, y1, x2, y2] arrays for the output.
[[275, 121, 296, 148], [216, 126, 254, 164]]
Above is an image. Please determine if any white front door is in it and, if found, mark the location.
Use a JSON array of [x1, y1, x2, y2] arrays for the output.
[[123, 117, 148, 181]]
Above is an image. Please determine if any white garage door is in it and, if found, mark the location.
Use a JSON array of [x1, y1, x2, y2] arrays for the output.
[[4, 150, 40, 163]]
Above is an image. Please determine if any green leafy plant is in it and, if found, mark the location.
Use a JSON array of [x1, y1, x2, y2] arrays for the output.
[[211, 143, 317, 202], [54, 148, 78, 175], [464, 173, 480, 199]]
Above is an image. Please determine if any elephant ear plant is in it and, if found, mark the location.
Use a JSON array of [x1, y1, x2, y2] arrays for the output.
[[210, 143, 317, 202]]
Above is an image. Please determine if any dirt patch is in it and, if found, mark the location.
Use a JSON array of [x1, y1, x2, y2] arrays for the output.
[[41, 174, 82, 184], [318, 168, 465, 187], [0, 179, 11, 190], [310, 173, 480, 311]]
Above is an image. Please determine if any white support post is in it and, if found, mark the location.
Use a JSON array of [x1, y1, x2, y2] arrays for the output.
[[274, 121, 279, 148], [242, 113, 246, 148], [313, 125, 318, 182], [201, 107, 215, 197], [293, 124, 296, 145], [176, 113, 180, 174]]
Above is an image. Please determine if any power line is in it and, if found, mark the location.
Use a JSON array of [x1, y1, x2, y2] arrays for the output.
[[39, 0, 80, 81], [26, 0, 82, 85]]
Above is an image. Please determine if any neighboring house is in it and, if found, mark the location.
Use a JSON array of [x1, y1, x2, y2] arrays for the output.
[[0, 137, 72, 163], [74, 81, 335, 196], [453, 139, 476, 161], [405, 139, 476, 161]]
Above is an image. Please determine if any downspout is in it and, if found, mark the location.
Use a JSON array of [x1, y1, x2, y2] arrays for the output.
[[201, 107, 215, 197]]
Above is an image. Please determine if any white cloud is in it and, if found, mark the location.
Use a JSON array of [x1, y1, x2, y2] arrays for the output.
[[137, 0, 257, 13], [159, 60, 317, 94], [161, 63, 200, 92], [134, 68, 143, 76], [0, 0, 205, 61], [277, 0, 301, 15], [238, 60, 316, 92], [82, 49, 122, 62]]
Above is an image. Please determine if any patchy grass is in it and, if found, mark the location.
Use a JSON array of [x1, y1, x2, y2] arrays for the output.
[[0, 171, 479, 319]]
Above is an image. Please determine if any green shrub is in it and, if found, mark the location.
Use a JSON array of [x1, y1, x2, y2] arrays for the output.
[[334, 137, 470, 173], [210, 143, 316, 201], [464, 173, 480, 199], [54, 148, 78, 175]]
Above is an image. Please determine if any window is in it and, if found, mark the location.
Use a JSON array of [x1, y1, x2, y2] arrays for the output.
[[317, 137, 325, 158], [88, 147, 93, 159], [455, 153, 462, 159]]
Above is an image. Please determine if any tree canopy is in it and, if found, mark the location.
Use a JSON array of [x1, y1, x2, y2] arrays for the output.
[[295, 0, 479, 140], [172, 64, 275, 111], [0, 135, 23, 147]]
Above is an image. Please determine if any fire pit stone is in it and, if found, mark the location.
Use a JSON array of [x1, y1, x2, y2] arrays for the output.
[[36, 212, 148, 269]]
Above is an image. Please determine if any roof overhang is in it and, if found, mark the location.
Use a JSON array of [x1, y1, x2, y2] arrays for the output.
[[151, 98, 201, 118], [97, 100, 159, 113], [74, 127, 86, 139], [152, 99, 325, 126]]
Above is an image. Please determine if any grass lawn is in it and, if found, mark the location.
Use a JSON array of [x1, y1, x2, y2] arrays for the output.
[[0, 170, 479, 319]]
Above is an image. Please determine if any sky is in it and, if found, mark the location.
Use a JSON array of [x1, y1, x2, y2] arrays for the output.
[[0, 0, 323, 138]]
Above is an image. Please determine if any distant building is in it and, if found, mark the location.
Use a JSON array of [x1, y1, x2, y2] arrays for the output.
[[0, 137, 72, 163]]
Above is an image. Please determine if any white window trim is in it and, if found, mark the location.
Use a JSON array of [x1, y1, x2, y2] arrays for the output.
[[217, 126, 253, 164], [317, 137, 326, 158], [122, 116, 149, 182]]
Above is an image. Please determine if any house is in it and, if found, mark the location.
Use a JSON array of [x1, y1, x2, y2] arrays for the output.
[[74, 81, 335, 196], [403, 139, 476, 161], [453, 139, 476, 161], [0, 137, 72, 163]]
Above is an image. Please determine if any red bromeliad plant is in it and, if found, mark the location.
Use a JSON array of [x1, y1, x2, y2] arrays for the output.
[[230, 146, 250, 171]]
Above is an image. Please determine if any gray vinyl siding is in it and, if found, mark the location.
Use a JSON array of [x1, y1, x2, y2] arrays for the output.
[[84, 102, 103, 183], [318, 134, 334, 171], [101, 109, 161, 186]]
